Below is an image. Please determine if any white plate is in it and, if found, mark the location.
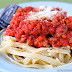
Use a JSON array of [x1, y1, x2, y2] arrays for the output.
[[0, 1, 72, 72]]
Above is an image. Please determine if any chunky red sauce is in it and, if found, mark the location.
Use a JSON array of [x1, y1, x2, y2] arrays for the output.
[[5, 7, 72, 48]]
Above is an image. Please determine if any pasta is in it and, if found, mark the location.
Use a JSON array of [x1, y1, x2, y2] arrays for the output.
[[0, 34, 72, 69], [0, 6, 72, 69]]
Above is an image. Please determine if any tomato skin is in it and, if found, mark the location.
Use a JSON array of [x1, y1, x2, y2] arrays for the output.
[[5, 7, 72, 48]]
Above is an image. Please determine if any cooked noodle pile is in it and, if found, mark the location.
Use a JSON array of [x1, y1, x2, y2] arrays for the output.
[[0, 6, 72, 69], [0, 35, 72, 69]]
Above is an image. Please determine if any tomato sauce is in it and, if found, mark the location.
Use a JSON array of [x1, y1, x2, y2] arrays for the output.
[[5, 7, 72, 48]]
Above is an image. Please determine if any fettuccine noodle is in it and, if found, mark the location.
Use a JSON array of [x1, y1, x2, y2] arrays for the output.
[[0, 34, 72, 69]]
